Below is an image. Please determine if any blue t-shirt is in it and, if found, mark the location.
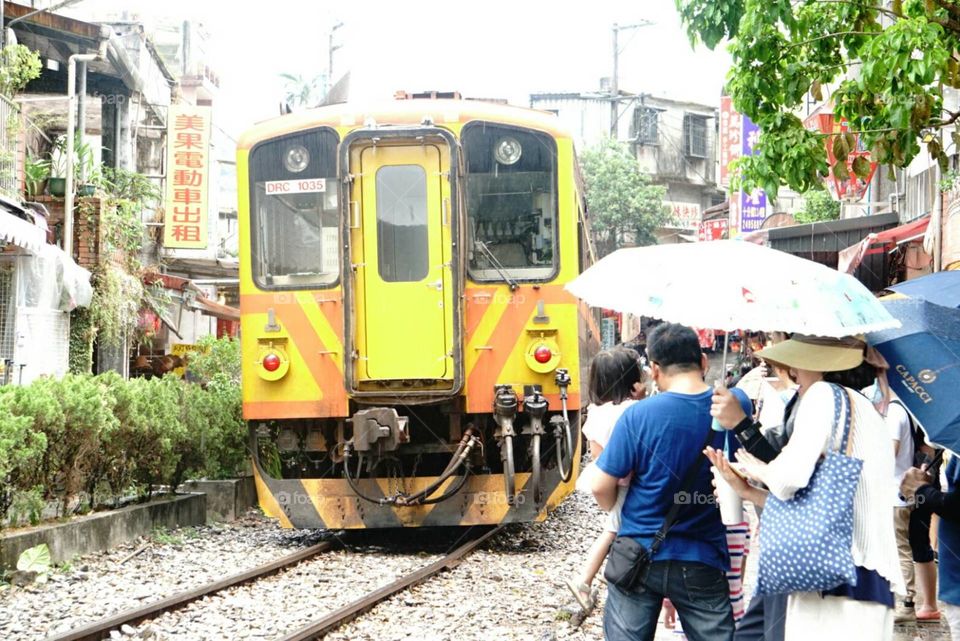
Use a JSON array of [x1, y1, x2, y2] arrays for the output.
[[596, 389, 730, 572], [940, 457, 960, 605]]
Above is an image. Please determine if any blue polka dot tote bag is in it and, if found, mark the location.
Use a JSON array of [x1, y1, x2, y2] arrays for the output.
[[755, 384, 862, 596]]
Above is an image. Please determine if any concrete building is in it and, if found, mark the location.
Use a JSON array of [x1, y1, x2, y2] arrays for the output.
[[530, 90, 723, 239]]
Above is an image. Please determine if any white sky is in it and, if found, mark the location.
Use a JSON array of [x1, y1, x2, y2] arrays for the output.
[[66, 0, 731, 136]]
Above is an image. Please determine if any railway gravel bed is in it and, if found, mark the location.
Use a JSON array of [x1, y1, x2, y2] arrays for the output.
[[0, 510, 326, 640], [325, 491, 607, 641], [118, 547, 444, 640]]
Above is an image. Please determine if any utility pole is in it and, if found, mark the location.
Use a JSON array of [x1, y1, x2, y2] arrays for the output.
[[328, 21, 344, 96], [610, 20, 654, 138]]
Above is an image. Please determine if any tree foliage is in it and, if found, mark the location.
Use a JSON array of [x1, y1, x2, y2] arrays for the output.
[[794, 188, 842, 223], [580, 138, 670, 257], [280, 72, 324, 109], [676, 0, 960, 196]]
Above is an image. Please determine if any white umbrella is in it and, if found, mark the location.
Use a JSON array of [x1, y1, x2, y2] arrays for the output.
[[566, 240, 900, 338]]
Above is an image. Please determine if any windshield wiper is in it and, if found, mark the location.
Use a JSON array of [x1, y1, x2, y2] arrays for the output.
[[473, 240, 519, 291]]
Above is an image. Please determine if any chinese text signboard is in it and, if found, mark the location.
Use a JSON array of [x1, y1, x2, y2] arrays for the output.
[[664, 201, 702, 230], [739, 116, 767, 232], [719, 96, 741, 188], [698, 219, 729, 242], [163, 105, 212, 249], [721, 105, 768, 235]]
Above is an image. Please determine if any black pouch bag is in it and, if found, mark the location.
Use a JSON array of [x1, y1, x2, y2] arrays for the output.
[[604, 535, 651, 591], [603, 427, 714, 592]]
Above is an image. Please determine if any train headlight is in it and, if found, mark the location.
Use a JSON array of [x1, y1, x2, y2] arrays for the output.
[[283, 144, 310, 173], [494, 137, 522, 165], [257, 344, 290, 381], [524, 336, 560, 373], [262, 353, 281, 372], [534, 345, 552, 364]]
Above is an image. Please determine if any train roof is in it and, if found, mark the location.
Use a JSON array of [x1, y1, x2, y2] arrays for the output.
[[236, 99, 574, 150]]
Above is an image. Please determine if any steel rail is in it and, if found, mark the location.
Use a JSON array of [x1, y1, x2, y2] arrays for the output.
[[278, 525, 505, 641], [45, 540, 336, 641]]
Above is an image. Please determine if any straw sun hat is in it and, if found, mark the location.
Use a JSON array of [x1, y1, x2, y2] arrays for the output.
[[756, 334, 866, 373]]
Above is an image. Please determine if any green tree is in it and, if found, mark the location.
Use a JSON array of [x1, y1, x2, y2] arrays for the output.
[[580, 138, 670, 257], [794, 188, 842, 224], [280, 72, 324, 109], [676, 0, 960, 196]]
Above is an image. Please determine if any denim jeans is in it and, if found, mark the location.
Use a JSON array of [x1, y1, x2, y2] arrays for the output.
[[604, 559, 734, 641]]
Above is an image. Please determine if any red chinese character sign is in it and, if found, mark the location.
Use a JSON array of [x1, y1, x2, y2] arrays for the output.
[[698, 219, 728, 242], [719, 96, 741, 189], [163, 106, 212, 249], [806, 113, 877, 201]]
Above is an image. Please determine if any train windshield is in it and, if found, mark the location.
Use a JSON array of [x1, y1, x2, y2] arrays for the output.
[[463, 123, 557, 282], [250, 130, 340, 289]]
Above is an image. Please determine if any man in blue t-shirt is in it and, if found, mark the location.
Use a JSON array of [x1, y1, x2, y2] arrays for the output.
[[592, 323, 734, 641]]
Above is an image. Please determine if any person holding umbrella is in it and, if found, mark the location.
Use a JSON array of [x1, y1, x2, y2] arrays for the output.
[[707, 335, 904, 640]]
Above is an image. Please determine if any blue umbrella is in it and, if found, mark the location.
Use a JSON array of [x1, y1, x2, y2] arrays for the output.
[[868, 299, 960, 451], [888, 271, 960, 308]]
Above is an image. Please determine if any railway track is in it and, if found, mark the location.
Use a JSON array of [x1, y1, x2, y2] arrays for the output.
[[44, 525, 503, 641]]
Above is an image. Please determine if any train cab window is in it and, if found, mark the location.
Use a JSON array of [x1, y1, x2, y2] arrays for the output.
[[462, 123, 557, 281], [376, 165, 429, 282], [249, 129, 339, 289]]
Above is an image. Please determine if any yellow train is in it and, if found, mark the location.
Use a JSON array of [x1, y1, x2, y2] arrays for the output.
[[237, 96, 599, 528]]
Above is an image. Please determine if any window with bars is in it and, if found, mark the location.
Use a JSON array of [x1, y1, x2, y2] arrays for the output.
[[0, 263, 15, 361], [683, 114, 709, 158], [631, 107, 659, 145]]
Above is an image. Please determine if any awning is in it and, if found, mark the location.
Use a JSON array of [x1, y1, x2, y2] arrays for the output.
[[192, 295, 240, 322], [839, 216, 930, 274], [0, 209, 44, 253], [868, 216, 930, 250]]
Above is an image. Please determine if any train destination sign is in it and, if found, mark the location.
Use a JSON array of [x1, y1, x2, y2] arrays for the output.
[[264, 178, 327, 194]]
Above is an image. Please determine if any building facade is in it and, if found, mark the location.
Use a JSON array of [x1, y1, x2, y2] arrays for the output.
[[530, 90, 723, 238]]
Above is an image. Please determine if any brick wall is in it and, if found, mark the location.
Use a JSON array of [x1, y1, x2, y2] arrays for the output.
[[31, 195, 105, 269]]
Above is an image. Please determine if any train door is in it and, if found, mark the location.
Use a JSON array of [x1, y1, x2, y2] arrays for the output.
[[350, 143, 455, 383]]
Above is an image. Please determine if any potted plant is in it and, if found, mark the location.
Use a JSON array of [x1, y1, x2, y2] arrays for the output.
[[24, 154, 50, 198], [47, 135, 68, 197], [75, 137, 98, 197], [46, 134, 102, 197]]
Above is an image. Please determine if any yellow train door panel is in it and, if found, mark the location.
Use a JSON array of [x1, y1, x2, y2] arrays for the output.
[[356, 145, 453, 381]]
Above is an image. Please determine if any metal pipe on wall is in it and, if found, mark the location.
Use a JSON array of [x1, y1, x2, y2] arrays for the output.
[[64, 41, 108, 258]]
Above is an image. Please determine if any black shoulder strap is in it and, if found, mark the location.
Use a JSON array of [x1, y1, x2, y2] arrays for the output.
[[649, 427, 716, 557]]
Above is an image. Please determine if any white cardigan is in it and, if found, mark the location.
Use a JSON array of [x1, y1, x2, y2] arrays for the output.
[[758, 381, 905, 596]]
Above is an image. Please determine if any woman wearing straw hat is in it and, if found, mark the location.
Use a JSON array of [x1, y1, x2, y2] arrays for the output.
[[706, 335, 904, 641]]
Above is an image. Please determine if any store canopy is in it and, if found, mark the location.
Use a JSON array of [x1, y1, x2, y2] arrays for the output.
[[839, 215, 930, 274], [0, 209, 45, 253], [192, 295, 240, 322], [866, 216, 930, 252]]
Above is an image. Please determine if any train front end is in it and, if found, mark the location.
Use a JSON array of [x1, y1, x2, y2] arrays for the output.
[[238, 99, 598, 528]]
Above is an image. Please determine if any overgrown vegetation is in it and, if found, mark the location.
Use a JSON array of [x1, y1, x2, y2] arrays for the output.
[[0, 44, 41, 95], [69, 167, 162, 368], [188, 335, 241, 384], [676, 0, 960, 197], [0, 371, 246, 528], [794, 189, 842, 224], [580, 138, 670, 257]]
